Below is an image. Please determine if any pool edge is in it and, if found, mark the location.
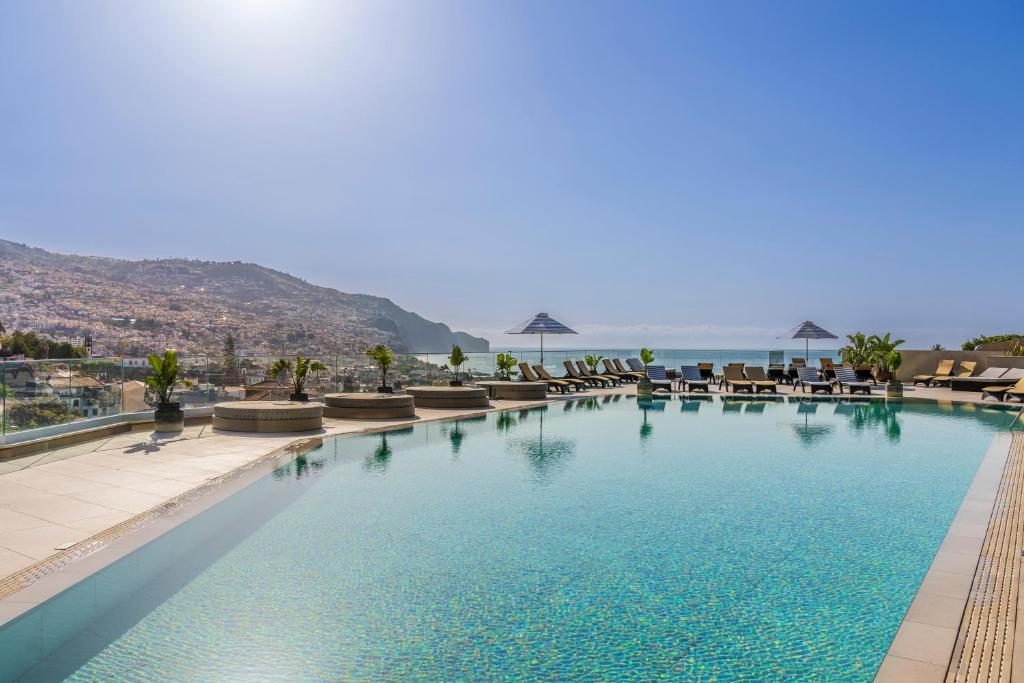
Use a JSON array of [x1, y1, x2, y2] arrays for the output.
[[875, 431, 1016, 681]]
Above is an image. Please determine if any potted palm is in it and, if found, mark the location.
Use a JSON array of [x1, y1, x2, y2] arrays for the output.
[[637, 347, 655, 397], [270, 355, 327, 402], [145, 350, 194, 433], [868, 333, 906, 397], [495, 352, 518, 381], [584, 353, 605, 374], [840, 332, 875, 382], [366, 344, 395, 393], [441, 345, 469, 386]]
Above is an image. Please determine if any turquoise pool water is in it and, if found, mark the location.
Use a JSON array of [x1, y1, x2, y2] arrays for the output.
[[3, 397, 1019, 681]]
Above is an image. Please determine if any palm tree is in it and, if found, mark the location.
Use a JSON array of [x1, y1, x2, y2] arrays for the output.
[[270, 355, 327, 401]]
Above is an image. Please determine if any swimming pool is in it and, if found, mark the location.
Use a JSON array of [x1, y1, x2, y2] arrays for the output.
[[2, 397, 1019, 681]]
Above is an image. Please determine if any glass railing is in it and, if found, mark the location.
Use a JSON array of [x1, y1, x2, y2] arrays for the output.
[[0, 349, 837, 442]]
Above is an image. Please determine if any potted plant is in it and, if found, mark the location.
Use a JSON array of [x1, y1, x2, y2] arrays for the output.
[[144, 349, 194, 433], [365, 344, 395, 393], [270, 355, 327, 402], [584, 353, 605, 374], [441, 345, 469, 386], [637, 347, 655, 397], [868, 333, 905, 397], [495, 352, 518, 381]]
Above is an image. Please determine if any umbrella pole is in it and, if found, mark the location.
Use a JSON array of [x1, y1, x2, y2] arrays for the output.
[[540, 332, 544, 364], [806, 338, 809, 362]]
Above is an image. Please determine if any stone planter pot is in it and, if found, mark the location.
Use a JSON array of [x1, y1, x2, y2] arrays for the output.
[[289, 392, 309, 402], [637, 377, 654, 398], [885, 380, 903, 398], [154, 401, 184, 433]]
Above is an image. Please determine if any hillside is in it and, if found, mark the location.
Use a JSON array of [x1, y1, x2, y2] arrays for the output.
[[0, 240, 488, 356]]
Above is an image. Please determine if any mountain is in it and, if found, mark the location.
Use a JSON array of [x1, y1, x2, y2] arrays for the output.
[[0, 240, 488, 355]]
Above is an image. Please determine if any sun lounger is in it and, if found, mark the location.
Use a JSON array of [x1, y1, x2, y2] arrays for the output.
[[612, 358, 645, 380], [563, 361, 607, 387], [645, 365, 674, 392], [854, 364, 875, 383], [931, 361, 977, 387], [575, 360, 621, 386], [832, 366, 872, 395], [743, 366, 778, 394], [697, 362, 715, 382], [518, 363, 570, 393], [983, 376, 1024, 402], [767, 364, 789, 384], [533, 364, 586, 392], [603, 358, 639, 381], [625, 358, 645, 373], [679, 365, 710, 392], [951, 368, 1017, 392], [722, 365, 754, 393], [914, 359, 955, 386], [819, 358, 836, 380], [795, 366, 833, 394]]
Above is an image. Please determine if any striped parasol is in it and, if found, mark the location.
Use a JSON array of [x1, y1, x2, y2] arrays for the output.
[[778, 320, 838, 360], [506, 312, 577, 363]]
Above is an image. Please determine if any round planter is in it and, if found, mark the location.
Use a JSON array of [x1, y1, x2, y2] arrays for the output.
[[289, 392, 309, 402], [637, 378, 654, 398], [153, 401, 184, 433], [885, 380, 903, 398]]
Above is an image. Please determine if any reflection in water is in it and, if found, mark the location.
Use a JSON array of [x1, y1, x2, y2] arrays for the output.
[[444, 416, 487, 456], [496, 412, 518, 434], [837, 401, 902, 442], [364, 433, 393, 473], [273, 452, 326, 480], [789, 400, 835, 447], [507, 410, 576, 481], [636, 398, 665, 442]]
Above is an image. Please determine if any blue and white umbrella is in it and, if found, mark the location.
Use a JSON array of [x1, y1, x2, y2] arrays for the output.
[[506, 312, 577, 363]]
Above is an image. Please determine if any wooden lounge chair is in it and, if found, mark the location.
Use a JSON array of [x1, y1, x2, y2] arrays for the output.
[[931, 361, 977, 387], [722, 365, 754, 393], [518, 363, 570, 393], [533, 364, 586, 392], [603, 358, 638, 382], [743, 366, 778, 394], [854, 364, 875, 384], [767, 364, 789, 384], [679, 365, 710, 392], [982, 376, 1024, 402], [914, 359, 955, 386], [645, 365, 674, 392], [819, 358, 836, 380], [613, 358, 645, 380], [832, 366, 872, 395], [795, 366, 833, 394], [697, 362, 715, 382], [564, 361, 607, 387], [575, 360, 621, 386]]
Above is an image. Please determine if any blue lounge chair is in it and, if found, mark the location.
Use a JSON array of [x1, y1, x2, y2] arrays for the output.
[[645, 365, 674, 392], [679, 365, 710, 392], [832, 366, 872, 395], [796, 366, 833, 394]]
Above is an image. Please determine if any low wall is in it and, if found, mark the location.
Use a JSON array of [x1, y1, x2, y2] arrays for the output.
[[895, 351, 1024, 382]]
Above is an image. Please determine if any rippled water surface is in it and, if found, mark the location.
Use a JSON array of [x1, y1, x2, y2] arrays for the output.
[[11, 397, 1021, 681]]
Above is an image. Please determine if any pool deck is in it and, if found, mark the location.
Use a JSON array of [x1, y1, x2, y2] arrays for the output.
[[0, 381, 1021, 674]]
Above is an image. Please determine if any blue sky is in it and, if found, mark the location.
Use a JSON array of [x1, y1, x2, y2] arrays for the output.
[[1, 0, 1021, 349]]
